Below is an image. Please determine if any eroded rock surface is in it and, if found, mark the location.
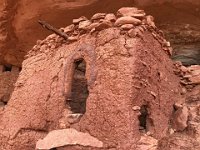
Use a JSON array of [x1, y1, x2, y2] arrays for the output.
[[0, 0, 200, 66]]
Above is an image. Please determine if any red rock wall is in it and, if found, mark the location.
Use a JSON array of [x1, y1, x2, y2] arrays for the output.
[[0, 0, 200, 66], [0, 65, 19, 114]]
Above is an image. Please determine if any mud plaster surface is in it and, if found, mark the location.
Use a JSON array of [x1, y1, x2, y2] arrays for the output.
[[0, 27, 181, 150]]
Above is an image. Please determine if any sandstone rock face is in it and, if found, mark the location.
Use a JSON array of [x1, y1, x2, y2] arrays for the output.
[[0, 0, 200, 66], [0, 8, 181, 150]]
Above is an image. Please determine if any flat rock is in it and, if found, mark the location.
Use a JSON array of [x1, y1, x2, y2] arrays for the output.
[[78, 20, 91, 30], [136, 135, 158, 150], [73, 16, 88, 24], [117, 7, 146, 18], [68, 36, 78, 42], [120, 24, 134, 30], [115, 16, 142, 26], [64, 24, 75, 33], [36, 128, 103, 149]]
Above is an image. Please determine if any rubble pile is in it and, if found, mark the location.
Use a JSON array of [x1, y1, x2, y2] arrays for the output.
[[28, 7, 172, 57]]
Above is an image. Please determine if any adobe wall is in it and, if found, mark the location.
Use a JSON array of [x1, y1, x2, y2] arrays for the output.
[[0, 65, 19, 117], [0, 8, 181, 150]]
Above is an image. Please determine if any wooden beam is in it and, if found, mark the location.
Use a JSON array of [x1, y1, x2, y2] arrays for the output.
[[38, 20, 68, 40]]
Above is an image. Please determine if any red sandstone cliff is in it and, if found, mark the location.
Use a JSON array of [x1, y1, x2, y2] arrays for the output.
[[0, 0, 200, 66]]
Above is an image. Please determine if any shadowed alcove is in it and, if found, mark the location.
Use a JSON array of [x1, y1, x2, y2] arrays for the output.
[[67, 59, 89, 114]]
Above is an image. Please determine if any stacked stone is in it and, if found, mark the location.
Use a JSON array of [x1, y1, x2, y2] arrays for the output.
[[27, 7, 172, 57]]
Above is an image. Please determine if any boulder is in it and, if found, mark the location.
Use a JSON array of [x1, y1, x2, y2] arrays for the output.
[[36, 128, 103, 150], [172, 106, 189, 131]]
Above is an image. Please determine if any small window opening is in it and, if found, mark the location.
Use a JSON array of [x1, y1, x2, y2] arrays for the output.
[[0, 100, 7, 107], [67, 59, 89, 114], [138, 105, 148, 131], [3, 65, 12, 72], [19, 67, 22, 72]]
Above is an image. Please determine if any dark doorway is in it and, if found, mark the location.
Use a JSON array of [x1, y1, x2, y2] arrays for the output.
[[138, 105, 148, 131], [3, 65, 12, 72], [67, 59, 89, 114]]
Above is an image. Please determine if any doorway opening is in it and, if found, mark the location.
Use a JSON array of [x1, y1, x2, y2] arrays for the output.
[[67, 59, 89, 114], [138, 105, 148, 131]]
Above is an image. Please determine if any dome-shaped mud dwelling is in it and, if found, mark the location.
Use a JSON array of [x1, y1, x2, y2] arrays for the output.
[[0, 7, 181, 150]]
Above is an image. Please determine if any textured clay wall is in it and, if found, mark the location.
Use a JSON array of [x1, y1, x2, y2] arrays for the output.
[[0, 8, 181, 150], [0, 65, 19, 117]]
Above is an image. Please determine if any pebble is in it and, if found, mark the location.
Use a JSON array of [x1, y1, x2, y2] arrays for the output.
[[132, 106, 141, 111], [68, 36, 78, 42], [67, 113, 83, 124], [146, 131, 152, 136], [169, 128, 175, 135]]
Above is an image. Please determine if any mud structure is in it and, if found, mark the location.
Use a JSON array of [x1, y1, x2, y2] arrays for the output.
[[0, 7, 183, 150], [0, 65, 20, 116]]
